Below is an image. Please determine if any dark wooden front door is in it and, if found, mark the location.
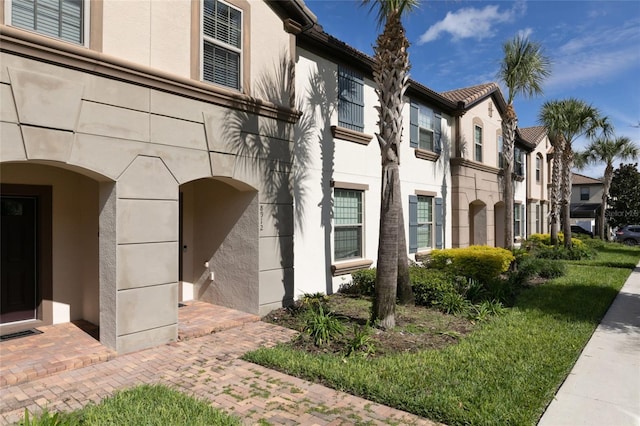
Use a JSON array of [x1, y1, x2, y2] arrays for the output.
[[1, 195, 38, 323]]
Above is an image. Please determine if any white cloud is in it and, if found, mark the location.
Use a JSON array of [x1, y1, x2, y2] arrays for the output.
[[417, 2, 524, 44], [517, 27, 533, 39], [546, 46, 639, 91], [547, 20, 640, 92]]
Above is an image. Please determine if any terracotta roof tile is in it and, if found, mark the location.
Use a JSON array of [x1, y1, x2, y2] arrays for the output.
[[572, 173, 603, 185], [440, 83, 499, 105], [518, 126, 547, 146]]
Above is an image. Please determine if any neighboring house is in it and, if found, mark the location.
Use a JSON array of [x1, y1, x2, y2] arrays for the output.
[[0, 0, 316, 353], [293, 27, 456, 295], [570, 173, 604, 235], [518, 126, 550, 236], [441, 83, 533, 248]]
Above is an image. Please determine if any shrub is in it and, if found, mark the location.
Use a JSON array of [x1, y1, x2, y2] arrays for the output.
[[526, 233, 586, 249], [538, 260, 567, 279], [341, 269, 376, 296], [525, 234, 594, 260], [581, 237, 606, 250], [302, 304, 345, 346], [484, 276, 519, 304], [410, 267, 457, 307], [430, 246, 515, 283]]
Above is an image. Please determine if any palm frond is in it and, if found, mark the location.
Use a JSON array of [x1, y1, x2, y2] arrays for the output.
[[362, 0, 420, 28], [498, 35, 551, 104]]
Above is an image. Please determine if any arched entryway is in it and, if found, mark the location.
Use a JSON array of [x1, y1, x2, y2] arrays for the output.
[[469, 200, 487, 246], [179, 178, 260, 314], [0, 162, 106, 338]]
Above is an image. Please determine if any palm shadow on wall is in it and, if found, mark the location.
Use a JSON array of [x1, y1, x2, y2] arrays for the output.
[[222, 52, 335, 305]]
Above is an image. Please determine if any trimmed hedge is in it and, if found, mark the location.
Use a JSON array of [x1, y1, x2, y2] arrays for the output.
[[527, 233, 586, 249], [430, 246, 515, 283]]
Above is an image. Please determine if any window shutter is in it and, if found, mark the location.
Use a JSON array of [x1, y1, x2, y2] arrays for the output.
[[410, 101, 419, 148], [434, 112, 442, 153], [435, 197, 443, 249], [409, 195, 418, 253]]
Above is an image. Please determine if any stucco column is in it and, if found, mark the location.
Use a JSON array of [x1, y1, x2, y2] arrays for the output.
[[113, 156, 180, 354], [99, 182, 117, 350]]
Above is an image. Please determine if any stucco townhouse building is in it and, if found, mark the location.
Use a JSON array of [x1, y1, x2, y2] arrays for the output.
[[0, 0, 549, 354], [440, 83, 536, 248], [0, 0, 319, 353]]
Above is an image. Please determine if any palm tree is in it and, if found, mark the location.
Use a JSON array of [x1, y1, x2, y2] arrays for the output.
[[581, 136, 638, 240], [364, 0, 418, 329], [538, 101, 566, 245], [497, 35, 551, 249], [539, 98, 611, 248]]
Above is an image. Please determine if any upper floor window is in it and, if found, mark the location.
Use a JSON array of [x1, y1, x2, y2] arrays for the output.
[[580, 187, 590, 201], [536, 155, 542, 182], [474, 125, 483, 162], [334, 188, 364, 261], [338, 66, 364, 132], [8, 0, 86, 45], [514, 147, 524, 176], [410, 101, 442, 153], [497, 135, 504, 168], [202, 0, 242, 90]]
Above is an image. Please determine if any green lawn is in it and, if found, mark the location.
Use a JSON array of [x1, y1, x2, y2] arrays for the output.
[[244, 244, 640, 426], [20, 385, 240, 426]]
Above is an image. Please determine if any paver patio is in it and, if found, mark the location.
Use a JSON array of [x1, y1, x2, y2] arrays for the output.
[[0, 302, 437, 425]]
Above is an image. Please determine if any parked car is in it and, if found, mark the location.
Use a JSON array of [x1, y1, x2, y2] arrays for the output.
[[571, 225, 593, 238], [615, 225, 640, 245]]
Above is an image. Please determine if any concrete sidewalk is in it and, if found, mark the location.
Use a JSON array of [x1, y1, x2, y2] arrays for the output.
[[538, 264, 640, 426]]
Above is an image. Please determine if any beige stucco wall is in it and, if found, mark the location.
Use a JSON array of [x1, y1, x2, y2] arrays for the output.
[[571, 184, 604, 204], [181, 179, 260, 314], [458, 97, 502, 167], [0, 37, 296, 351], [0, 163, 100, 325]]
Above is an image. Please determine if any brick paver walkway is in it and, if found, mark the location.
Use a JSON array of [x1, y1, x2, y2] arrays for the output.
[[1, 320, 437, 425]]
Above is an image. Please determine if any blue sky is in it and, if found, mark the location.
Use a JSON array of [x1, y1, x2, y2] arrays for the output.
[[304, 0, 640, 178]]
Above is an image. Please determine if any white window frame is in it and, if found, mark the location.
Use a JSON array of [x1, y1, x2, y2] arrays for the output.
[[535, 204, 541, 234], [333, 188, 364, 261], [497, 135, 504, 168], [416, 195, 434, 250], [200, 0, 243, 91], [5, 0, 90, 46], [474, 125, 483, 162], [514, 204, 523, 238], [417, 106, 435, 151], [580, 187, 590, 201], [536, 155, 542, 182], [514, 147, 524, 176]]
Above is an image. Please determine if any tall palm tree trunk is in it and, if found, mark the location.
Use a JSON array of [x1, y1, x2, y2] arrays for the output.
[[502, 105, 517, 249], [374, 157, 399, 329], [561, 146, 574, 248], [601, 164, 613, 240], [372, 8, 412, 328], [549, 138, 563, 245]]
